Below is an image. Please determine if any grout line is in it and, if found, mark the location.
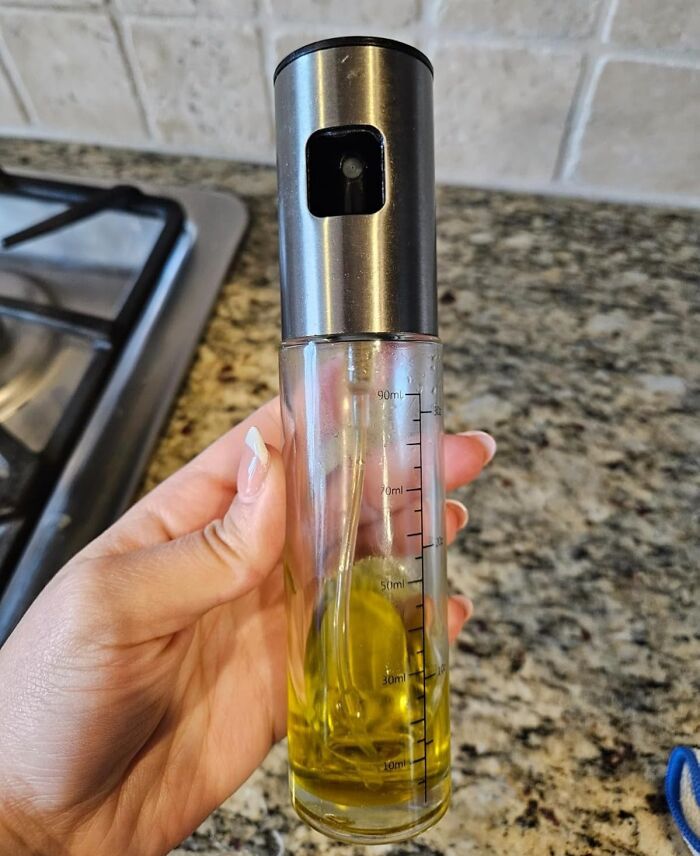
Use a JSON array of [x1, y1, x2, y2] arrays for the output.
[[598, 45, 700, 69], [428, 28, 595, 46], [0, 3, 257, 21], [413, 27, 700, 69], [419, 0, 435, 53], [105, 0, 154, 139], [424, 30, 593, 53], [553, 55, 604, 182], [114, 9, 266, 22], [593, 0, 619, 42], [598, 0, 620, 43], [0, 23, 37, 124], [0, 1, 102, 10], [114, 9, 163, 141], [257, 0, 277, 154], [429, 0, 445, 25], [0, 59, 29, 125], [3, 126, 700, 211], [552, 0, 616, 183], [0, 5, 104, 18]]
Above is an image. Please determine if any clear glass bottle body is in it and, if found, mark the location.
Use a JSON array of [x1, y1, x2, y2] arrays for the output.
[[280, 335, 450, 844]]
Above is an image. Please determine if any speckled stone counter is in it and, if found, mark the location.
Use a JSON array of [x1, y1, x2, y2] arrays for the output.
[[2, 140, 698, 856]]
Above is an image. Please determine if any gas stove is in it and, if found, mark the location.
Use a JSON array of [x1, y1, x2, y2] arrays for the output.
[[0, 169, 247, 643]]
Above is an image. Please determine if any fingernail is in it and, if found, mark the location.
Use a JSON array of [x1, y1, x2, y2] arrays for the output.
[[453, 594, 473, 624], [239, 426, 270, 498], [446, 499, 469, 530], [460, 430, 497, 465]]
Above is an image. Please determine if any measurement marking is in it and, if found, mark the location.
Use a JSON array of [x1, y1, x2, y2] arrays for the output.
[[413, 465, 421, 469], [407, 531, 421, 537], [417, 391, 429, 803], [382, 485, 404, 497], [381, 578, 406, 592], [414, 508, 421, 513], [423, 543, 433, 549], [415, 554, 423, 560], [406, 486, 421, 492], [416, 693, 425, 700], [416, 649, 423, 655], [412, 756, 426, 765], [415, 602, 424, 609], [417, 778, 426, 785], [408, 626, 423, 633], [412, 417, 421, 422], [425, 739, 434, 747], [425, 672, 436, 680], [410, 717, 425, 726], [407, 577, 422, 584], [405, 392, 420, 397], [406, 441, 421, 446], [409, 670, 423, 677], [420, 409, 432, 414]]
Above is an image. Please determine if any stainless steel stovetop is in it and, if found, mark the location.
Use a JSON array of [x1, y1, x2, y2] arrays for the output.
[[0, 169, 248, 643]]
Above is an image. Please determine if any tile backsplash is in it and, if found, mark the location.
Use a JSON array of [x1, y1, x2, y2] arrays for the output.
[[1, 0, 699, 204]]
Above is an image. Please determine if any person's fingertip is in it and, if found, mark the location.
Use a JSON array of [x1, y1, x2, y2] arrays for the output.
[[453, 594, 473, 624], [238, 426, 271, 498], [446, 499, 469, 530], [459, 430, 497, 466]]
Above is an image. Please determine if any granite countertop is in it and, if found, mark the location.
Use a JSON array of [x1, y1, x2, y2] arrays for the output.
[[2, 140, 698, 856]]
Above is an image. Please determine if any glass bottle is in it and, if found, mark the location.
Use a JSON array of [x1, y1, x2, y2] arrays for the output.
[[274, 37, 449, 844]]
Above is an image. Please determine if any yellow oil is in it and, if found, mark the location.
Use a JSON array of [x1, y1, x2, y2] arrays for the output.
[[286, 558, 451, 811]]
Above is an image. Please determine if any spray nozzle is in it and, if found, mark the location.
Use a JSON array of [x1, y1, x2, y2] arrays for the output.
[[306, 125, 385, 217]]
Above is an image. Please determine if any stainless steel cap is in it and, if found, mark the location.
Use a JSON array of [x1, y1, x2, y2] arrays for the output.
[[274, 37, 437, 340]]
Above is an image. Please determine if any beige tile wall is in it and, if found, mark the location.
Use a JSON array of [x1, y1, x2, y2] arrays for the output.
[[0, 0, 699, 204]]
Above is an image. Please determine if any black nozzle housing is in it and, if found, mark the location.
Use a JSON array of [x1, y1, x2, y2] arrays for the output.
[[306, 125, 385, 217]]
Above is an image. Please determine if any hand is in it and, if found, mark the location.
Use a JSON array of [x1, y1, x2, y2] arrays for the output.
[[0, 398, 495, 856]]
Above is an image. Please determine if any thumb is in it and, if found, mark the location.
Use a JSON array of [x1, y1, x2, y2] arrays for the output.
[[92, 426, 286, 641]]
